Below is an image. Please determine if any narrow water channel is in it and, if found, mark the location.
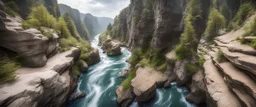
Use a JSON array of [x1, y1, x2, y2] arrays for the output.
[[67, 34, 197, 107]]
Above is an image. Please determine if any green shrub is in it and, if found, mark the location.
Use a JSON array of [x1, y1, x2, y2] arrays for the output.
[[243, 17, 256, 37], [22, 5, 57, 29], [63, 13, 80, 38], [175, 20, 197, 60], [199, 56, 206, 67], [128, 48, 143, 67], [0, 56, 21, 83], [249, 40, 256, 49], [185, 64, 199, 74], [57, 17, 72, 38], [232, 2, 255, 27], [121, 69, 136, 90], [4, 1, 19, 17], [216, 50, 227, 63], [205, 8, 226, 42]]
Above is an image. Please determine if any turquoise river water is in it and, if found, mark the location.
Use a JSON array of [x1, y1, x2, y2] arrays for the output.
[[67, 35, 197, 107]]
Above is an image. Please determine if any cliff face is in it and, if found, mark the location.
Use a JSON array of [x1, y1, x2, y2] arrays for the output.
[[109, 0, 256, 106], [59, 4, 90, 40], [83, 13, 100, 36]]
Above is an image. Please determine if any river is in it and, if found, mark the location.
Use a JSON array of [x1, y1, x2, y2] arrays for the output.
[[67, 34, 197, 107]]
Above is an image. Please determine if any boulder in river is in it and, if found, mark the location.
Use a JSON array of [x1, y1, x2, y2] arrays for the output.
[[69, 91, 86, 101], [116, 86, 135, 107], [102, 40, 122, 56], [131, 67, 167, 102], [86, 48, 101, 65]]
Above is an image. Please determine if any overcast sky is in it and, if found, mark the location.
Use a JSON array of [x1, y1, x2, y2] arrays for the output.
[[58, 0, 130, 18]]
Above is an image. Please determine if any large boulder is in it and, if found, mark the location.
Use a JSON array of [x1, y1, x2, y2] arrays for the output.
[[116, 86, 134, 107], [186, 71, 207, 105], [102, 40, 122, 56], [86, 49, 100, 65], [131, 67, 167, 102]]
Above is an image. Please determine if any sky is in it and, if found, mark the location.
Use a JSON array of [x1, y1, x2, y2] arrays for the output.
[[58, 0, 130, 18]]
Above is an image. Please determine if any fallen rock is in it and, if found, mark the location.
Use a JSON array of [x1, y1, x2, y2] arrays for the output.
[[116, 86, 134, 107], [102, 40, 122, 56], [119, 69, 130, 78], [86, 49, 100, 65], [69, 91, 86, 101], [186, 71, 207, 105], [131, 67, 167, 102]]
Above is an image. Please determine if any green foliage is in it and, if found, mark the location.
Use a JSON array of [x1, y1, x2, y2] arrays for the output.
[[232, 2, 255, 27], [57, 17, 72, 38], [249, 40, 256, 49], [199, 56, 206, 67], [0, 56, 21, 83], [175, 20, 197, 60], [243, 17, 256, 37], [205, 8, 226, 42], [72, 62, 80, 77], [187, 0, 202, 21], [128, 48, 143, 67], [175, 0, 201, 60], [185, 64, 199, 74], [63, 13, 79, 38], [107, 23, 112, 31], [121, 69, 136, 90], [22, 5, 57, 29], [4, 1, 19, 17], [216, 50, 227, 63]]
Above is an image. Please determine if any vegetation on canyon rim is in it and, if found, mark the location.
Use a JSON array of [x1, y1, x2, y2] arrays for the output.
[[1, 3, 93, 83]]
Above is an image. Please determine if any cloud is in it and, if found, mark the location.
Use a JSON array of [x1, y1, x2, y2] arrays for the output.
[[58, 0, 130, 18]]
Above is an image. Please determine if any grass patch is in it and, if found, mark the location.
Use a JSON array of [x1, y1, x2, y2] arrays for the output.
[[216, 50, 227, 63], [199, 56, 206, 67], [185, 64, 199, 74], [128, 48, 143, 67], [243, 17, 256, 37], [0, 56, 21, 84], [120, 68, 136, 90]]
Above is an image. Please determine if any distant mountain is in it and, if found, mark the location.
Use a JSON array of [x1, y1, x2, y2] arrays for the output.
[[80, 13, 114, 36]]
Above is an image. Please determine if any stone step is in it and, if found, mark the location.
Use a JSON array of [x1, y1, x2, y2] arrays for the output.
[[203, 59, 242, 107], [212, 60, 256, 106], [244, 36, 256, 41], [215, 40, 256, 56], [219, 47, 256, 79]]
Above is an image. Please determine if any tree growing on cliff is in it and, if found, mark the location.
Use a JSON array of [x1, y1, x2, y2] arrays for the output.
[[22, 5, 57, 29], [107, 23, 112, 31], [205, 8, 225, 42], [63, 13, 80, 38]]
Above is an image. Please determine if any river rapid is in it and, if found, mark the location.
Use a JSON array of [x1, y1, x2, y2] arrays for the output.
[[67, 34, 197, 107]]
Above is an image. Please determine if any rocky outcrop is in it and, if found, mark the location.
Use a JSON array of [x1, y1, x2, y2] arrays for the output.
[[86, 49, 100, 65], [102, 40, 122, 56], [69, 91, 86, 101], [131, 67, 167, 102], [116, 86, 134, 107], [186, 71, 207, 105], [0, 48, 80, 107], [203, 59, 242, 107], [0, 13, 59, 67]]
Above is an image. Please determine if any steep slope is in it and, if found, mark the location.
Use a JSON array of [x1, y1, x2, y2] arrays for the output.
[[58, 4, 90, 40], [83, 13, 100, 36]]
